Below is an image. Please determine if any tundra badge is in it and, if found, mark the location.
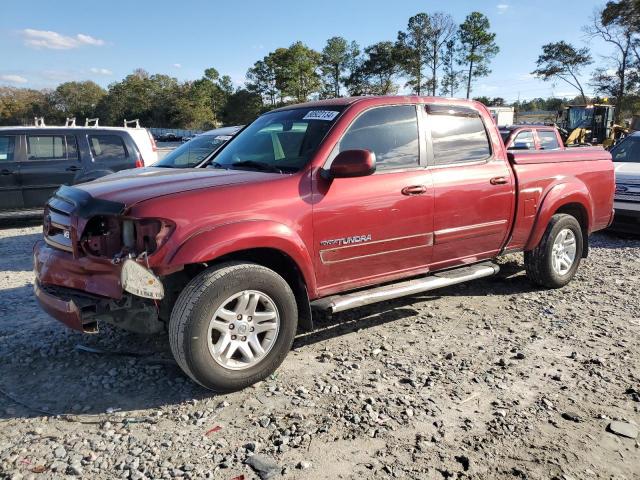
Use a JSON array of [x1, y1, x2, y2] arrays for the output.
[[320, 234, 372, 247]]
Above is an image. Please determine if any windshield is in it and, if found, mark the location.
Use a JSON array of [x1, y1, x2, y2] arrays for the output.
[[610, 136, 640, 163], [207, 107, 344, 173], [568, 107, 594, 130], [154, 134, 232, 168]]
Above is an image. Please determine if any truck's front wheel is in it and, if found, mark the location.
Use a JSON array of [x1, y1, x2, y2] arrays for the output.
[[169, 262, 298, 392], [525, 213, 583, 288]]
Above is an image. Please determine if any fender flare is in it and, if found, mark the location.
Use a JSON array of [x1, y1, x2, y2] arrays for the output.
[[524, 181, 594, 251], [167, 220, 317, 296]]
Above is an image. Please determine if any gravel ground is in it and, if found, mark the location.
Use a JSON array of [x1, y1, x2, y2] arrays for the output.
[[0, 221, 638, 479]]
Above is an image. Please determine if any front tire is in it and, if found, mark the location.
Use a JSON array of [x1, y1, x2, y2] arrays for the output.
[[525, 213, 583, 289], [169, 262, 298, 392]]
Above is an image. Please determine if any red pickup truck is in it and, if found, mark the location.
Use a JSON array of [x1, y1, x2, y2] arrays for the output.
[[499, 124, 565, 150], [33, 96, 614, 392]]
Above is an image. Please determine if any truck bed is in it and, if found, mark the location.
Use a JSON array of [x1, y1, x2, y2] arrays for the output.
[[506, 147, 614, 251], [507, 147, 610, 164]]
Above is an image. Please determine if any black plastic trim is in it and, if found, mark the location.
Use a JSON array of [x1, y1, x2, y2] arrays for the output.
[[54, 185, 125, 219]]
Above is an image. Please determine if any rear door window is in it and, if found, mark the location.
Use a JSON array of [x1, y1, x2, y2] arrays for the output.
[[428, 106, 491, 166], [335, 105, 420, 170], [88, 135, 128, 161], [26, 135, 78, 161], [510, 130, 535, 150], [0, 136, 16, 162], [538, 130, 560, 150]]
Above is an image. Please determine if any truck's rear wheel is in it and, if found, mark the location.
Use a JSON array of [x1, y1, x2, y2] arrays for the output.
[[525, 213, 583, 288], [169, 262, 298, 392]]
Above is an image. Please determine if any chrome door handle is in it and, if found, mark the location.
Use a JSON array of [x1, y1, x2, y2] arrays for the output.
[[490, 176, 508, 185], [401, 185, 427, 195]]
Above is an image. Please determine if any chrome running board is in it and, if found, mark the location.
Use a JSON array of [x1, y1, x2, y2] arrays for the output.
[[311, 262, 500, 313]]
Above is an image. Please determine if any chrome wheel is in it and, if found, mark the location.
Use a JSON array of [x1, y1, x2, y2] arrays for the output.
[[551, 228, 577, 276], [207, 290, 280, 370]]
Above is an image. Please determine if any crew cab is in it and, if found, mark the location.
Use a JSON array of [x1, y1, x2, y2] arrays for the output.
[[0, 126, 147, 213], [33, 96, 615, 392], [499, 124, 564, 150], [609, 131, 640, 232]]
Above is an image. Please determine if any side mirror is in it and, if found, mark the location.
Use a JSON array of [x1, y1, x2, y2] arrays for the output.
[[324, 149, 376, 179]]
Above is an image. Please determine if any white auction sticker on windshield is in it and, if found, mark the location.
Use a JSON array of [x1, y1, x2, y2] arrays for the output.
[[215, 135, 233, 141], [303, 110, 339, 121]]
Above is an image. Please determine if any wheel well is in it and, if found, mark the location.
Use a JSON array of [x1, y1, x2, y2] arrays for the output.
[[163, 248, 313, 332], [555, 203, 589, 258]]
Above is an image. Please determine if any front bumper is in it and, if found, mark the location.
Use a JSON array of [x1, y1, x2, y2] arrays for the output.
[[33, 240, 122, 332], [610, 201, 640, 233], [33, 241, 164, 333], [34, 281, 100, 332], [34, 240, 123, 299]]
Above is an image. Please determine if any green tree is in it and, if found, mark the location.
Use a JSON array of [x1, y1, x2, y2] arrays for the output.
[[98, 69, 182, 127], [173, 81, 215, 129], [320, 36, 360, 98], [0, 87, 52, 125], [426, 12, 457, 96], [396, 13, 431, 95], [221, 89, 263, 125], [50, 80, 105, 122], [532, 41, 592, 104], [458, 12, 499, 99], [440, 37, 462, 97], [276, 42, 323, 103], [586, 1, 639, 121], [473, 96, 492, 105], [246, 58, 279, 106], [346, 41, 400, 96]]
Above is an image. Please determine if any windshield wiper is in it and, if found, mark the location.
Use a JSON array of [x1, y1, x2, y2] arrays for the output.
[[230, 160, 283, 173]]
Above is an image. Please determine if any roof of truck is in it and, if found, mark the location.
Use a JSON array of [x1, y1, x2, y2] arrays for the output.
[[271, 95, 482, 113], [500, 124, 557, 130]]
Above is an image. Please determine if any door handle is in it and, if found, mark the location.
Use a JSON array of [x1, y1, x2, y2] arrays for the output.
[[0, 169, 12, 175], [490, 176, 508, 185], [401, 185, 427, 196], [66, 166, 81, 172]]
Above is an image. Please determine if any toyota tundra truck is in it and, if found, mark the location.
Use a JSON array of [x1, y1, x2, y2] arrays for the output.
[[33, 96, 615, 392]]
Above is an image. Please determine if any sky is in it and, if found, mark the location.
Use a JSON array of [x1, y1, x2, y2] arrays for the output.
[[0, 0, 614, 102]]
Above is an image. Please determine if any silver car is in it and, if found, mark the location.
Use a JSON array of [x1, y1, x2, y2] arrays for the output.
[[153, 126, 242, 169]]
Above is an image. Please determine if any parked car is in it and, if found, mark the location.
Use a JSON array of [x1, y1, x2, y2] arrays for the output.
[[0, 126, 146, 212], [120, 126, 158, 165], [33, 96, 614, 392], [499, 125, 564, 150], [153, 126, 241, 169], [156, 132, 182, 142], [608, 131, 640, 233]]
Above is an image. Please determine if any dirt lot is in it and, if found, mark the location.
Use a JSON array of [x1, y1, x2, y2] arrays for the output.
[[0, 221, 638, 480]]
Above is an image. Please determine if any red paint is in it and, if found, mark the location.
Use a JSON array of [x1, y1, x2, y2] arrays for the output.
[[33, 96, 614, 332]]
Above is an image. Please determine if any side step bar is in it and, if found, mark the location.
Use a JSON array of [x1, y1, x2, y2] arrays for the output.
[[311, 262, 500, 313]]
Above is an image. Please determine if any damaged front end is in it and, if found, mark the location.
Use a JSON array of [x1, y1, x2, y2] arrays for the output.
[[34, 186, 175, 334]]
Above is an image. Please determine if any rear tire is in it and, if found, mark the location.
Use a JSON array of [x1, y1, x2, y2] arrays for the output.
[[169, 262, 298, 392], [525, 213, 583, 289]]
